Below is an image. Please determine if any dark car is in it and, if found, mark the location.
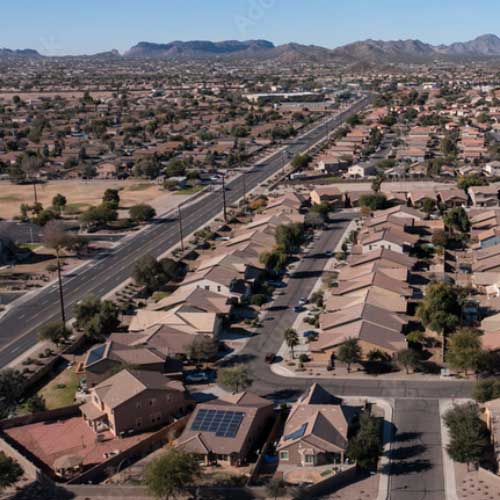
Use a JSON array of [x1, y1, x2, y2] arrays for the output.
[[265, 353, 276, 364]]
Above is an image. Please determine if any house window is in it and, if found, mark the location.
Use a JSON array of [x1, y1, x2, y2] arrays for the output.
[[136, 402, 142, 409], [136, 417, 143, 428], [217, 286, 221, 292], [305, 454, 315, 464], [149, 398, 156, 406], [279, 451, 289, 461], [150, 412, 162, 423], [205, 286, 210, 291]]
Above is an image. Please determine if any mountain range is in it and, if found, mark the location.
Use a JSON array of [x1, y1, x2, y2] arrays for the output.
[[4, 34, 500, 64]]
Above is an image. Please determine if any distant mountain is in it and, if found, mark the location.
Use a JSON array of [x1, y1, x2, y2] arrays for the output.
[[0, 48, 41, 59], [332, 34, 500, 62], [124, 39, 275, 59]]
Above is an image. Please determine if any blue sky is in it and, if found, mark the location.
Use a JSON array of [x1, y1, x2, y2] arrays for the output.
[[3, 0, 500, 55]]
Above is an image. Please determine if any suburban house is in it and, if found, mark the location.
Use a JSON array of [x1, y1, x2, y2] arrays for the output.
[[483, 398, 500, 471], [483, 161, 500, 177], [309, 186, 343, 208], [437, 189, 468, 208], [347, 248, 417, 270], [277, 384, 360, 467], [477, 228, 500, 249], [347, 162, 377, 178], [82, 340, 176, 387], [80, 369, 192, 436], [468, 186, 499, 208], [358, 227, 419, 254], [175, 392, 274, 466]]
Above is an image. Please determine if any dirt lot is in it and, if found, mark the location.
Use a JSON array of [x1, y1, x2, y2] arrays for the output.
[[0, 179, 168, 219]]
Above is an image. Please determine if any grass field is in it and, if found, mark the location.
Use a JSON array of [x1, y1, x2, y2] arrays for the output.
[[38, 367, 81, 409], [0, 179, 166, 219]]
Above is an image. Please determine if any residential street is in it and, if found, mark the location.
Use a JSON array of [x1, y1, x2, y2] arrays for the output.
[[0, 96, 371, 369]]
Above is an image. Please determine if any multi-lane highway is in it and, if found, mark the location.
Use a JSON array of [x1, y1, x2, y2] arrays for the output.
[[0, 96, 371, 368]]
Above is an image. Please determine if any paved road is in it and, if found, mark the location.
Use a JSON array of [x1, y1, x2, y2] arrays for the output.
[[0, 96, 372, 368], [228, 217, 471, 499]]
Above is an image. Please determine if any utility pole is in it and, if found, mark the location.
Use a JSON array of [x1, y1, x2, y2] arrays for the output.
[[242, 172, 247, 202], [178, 206, 184, 252], [56, 250, 66, 325], [221, 174, 228, 222]]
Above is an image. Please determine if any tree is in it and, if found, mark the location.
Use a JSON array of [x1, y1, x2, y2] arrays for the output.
[[25, 394, 46, 413], [346, 413, 382, 470], [0, 452, 23, 491], [75, 294, 102, 328], [371, 175, 384, 194], [444, 403, 489, 470], [359, 193, 388, 211], [74, 295, 119, 340], [291, 153, 312, 170], [397, 349, 420, 374], [129, 204, 156, 223], [337, 338, 362, 373], [102, 188, 120, 209], [421, 197, 436, 215], [417, 282, 466, 361], [42, 221, 74, 325], [444, 207, 470, 234], [144, 449, 200, 500], [266, 478, 287, 499], [133, 255, 178, 294], [134, 156, 161, 179], [259, 249, 288, 275], [284, 328, 299, 358], [79, 205, 117, 229], [457, 175, 487, 191], [52, 193, 67, 213], [165, 158, 187, 178], [473, 378, 500, 403], [187, 336, 218, 364], [432, 229, 450, 249], [217, 365, 253, 393], [21, 155, 41, 204], [446, 328, 482, 375], [38, 322, 70, 346], [309, 202, 330, 222], [0, 369, 25, 418], [275, 223, 305, 255]]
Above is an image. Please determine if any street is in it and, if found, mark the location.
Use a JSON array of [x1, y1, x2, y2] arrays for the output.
[[0, 96, 371, 368]]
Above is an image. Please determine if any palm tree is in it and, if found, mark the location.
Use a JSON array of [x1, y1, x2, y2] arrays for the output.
[[42, 221, 74, 325], [284, 328, 299, 359]]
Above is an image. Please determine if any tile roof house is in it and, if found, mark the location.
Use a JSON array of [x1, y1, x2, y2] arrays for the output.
[[347, 248, 416, 269], [175, 392, 274, 467], [333, 271, 412, 298], [80, 369, 192, 437], [309, 186, 343, 207], [277, 384, 360, 467], [468, 186, 499, 208], [358, 227, 419, 254], [83, 340, 178, 387]]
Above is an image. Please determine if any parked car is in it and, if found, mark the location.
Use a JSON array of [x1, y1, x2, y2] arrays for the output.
[[293, 305, 304, 313], [298, 297, 308, 306], [303, 330, 319, 340]]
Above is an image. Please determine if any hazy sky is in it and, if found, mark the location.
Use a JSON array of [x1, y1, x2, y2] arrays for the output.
[[3, 0, 500, 55]]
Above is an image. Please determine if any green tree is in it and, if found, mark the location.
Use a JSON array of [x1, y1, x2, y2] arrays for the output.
[[346, 413, 382, 470], [291, 153, 312, 169], [52, 193, 67, 213], [371, 175, 384, 194], [337, 338, 362, 373], [74, 295, 119, 340], [133, 255, 178, 294], [144, 449, 200, 500], [129, 204, 156, 223], [79, 205, 117, 229], [473, 378, 500, 403], [38, 322, 71, 346], [444, 207, 470, 234], [0, 452, 23, 491], [0, 370, 25, 418], [457, 175, 487, 191], [397, 349, 420, 374], [432, 229, 450, 249], [259, 249, 288, 275], [444, 403, 489, 470], [284, 328, 299, 358], [275, 223, 305, 255], [217, 365, 253, 393], [446, 328, 482, 375], [24, 394, 46, 414], [102, 188, 120, 209], [421, 197, 436, 215], [359, 193, 388, 211]]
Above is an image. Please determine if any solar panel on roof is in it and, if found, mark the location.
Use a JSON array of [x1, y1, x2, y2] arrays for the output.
[[86, 344, 107, 366], [284, 423, 307, 441], [190, 409, 244, 438]]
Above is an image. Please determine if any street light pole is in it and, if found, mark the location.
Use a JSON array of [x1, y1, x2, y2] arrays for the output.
[[178, 206, 184, 252]]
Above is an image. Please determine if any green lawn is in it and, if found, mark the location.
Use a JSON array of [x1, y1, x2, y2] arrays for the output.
[[18, 243, 41, 251], [126, 183, 153, 191], [38, 368, 81, 409]]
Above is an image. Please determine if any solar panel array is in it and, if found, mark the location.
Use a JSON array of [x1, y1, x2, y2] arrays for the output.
[[284, 423, 307, 441], [191, 409, 244, 438]]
